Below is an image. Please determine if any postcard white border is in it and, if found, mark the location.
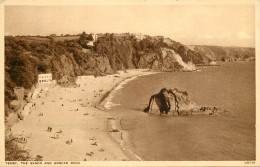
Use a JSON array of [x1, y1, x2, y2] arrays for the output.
[[0, 0, 259, 166]]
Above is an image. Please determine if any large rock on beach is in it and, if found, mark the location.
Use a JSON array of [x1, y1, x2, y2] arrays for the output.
[[170, 88, 227, 116]]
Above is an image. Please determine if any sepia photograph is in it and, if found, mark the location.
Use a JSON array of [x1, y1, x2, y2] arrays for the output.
[[1, 0, 259, 166]]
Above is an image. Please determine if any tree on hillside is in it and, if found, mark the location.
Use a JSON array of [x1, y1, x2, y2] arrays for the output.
[[79, 32, 87, 42], [78, 32, 90, 48], [86, 34, 94, 41]]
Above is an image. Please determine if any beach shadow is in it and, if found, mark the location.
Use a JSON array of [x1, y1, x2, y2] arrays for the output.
[[130, 107, 173, 117], [130, 107, 161, 116], [130, 107, 145, 112]]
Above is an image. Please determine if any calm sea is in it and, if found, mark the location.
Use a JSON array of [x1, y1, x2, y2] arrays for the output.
[[109, 61, 255, 160]]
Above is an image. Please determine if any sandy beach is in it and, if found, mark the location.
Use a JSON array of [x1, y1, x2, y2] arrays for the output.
[[7, 69, 156, 161]]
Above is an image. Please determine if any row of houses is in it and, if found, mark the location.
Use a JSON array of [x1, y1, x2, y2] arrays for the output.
[[90, 33, 145, 42]]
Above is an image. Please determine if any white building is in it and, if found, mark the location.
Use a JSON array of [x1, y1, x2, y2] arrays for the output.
[[134, 33, 143, 40], [87, 41, 94, 46], [91, 34, 99, 42], [38, 73, 52, 84]]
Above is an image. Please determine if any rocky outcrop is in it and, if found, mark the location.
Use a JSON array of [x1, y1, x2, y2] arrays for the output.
[[170, 88, 227, 116], [164, 38, 211, 65], [161, 48, 197, 71]]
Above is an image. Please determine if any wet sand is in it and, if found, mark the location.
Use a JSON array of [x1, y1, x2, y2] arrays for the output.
[[7, 69, 155, 161]]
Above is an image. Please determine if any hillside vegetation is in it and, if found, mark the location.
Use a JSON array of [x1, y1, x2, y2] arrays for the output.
[[4, 33, 255, 116]]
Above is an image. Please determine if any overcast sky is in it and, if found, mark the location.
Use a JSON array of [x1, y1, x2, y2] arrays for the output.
[[5, 5, 255, 47]]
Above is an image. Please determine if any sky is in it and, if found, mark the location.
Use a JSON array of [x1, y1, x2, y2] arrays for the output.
[[5, 5, 255, 47]]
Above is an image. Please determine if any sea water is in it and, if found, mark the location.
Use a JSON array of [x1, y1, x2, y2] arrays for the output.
[[109, 61, 255, 160]]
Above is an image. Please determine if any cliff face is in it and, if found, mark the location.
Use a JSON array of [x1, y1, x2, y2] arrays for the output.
[[4, 34, 255, 116], [93, 34, 204, 72], [164, 38, 211, 65], [190, 45, 255, 61]]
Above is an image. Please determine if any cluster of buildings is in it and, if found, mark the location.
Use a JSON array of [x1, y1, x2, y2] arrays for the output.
[[87, 33, 145, 47], [89, 33, 145, 42]]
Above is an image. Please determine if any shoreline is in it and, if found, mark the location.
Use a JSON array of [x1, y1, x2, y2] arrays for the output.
[[98, 72, 158, 161], [99, 72, 157, 109], [97, 61, 255, 161], [6, 69, 156, 161], [5, 61, 255, 161]]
